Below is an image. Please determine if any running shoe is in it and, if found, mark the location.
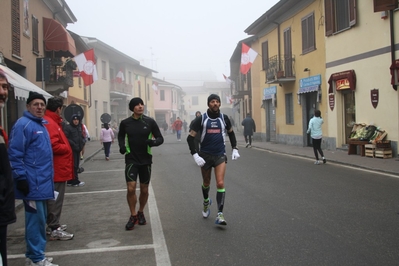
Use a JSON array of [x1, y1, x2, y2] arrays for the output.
[[71, 181, 85, 187], [26, 257, 53, 266], [137, 211, 147, 225], [323, 158, 327, 164], [46, 224, 67, 235], [202, 199, 212, 218], [246, 143, 249, 148], [314, 160, 320, 165], [125, 215, 138, 230], [27, 257, 58, 266], [215, 212, 227, 225], [49, 228, 74, 241]]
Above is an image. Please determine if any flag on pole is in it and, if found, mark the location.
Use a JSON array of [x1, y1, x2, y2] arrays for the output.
[[152, 81, 158, 94], [74, 49, 98, 86], [223, 74, 232, 85], [240, 43, 258, 75], [116, 69, 125, 83]]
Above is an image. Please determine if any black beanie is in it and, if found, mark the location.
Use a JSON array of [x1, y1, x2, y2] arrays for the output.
[[129, 97, 144, 111], [207, 94, 221, 105], [27, 91, 46, 105]]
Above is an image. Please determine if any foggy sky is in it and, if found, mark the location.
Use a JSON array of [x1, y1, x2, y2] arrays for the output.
[[65, 0, 279, 85]]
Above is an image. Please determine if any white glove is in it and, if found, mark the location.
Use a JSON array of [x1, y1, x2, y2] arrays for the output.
[[232, 149, 240, 160], [193, 153, 205, 167]]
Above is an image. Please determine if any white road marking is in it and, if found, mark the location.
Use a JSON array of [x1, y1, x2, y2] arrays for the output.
[[8, 184, 171, 265]]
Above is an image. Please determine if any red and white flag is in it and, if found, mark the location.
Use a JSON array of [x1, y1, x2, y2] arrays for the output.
[[223, 74, 232, 85], [116, 69, 125, 83], [240, 43, 258, 75], [152, 81, 158, 94], [74, 49, 98, 86]]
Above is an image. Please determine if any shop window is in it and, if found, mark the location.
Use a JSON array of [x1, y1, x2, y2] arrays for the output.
[[324, 0, 356, 36], [285, 93, 294, 125]]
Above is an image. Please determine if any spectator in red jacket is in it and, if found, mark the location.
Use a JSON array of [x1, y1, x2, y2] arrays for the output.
[[172, 117, 183, 141], [44, 97, 74, 241]]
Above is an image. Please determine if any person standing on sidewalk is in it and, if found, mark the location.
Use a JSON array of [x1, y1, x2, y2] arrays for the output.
[[189, 111, 202, 152], [307, 109, 326, 165], [187, 94, 240, 226], [172, 117, 183, 141], [43, 97, 74, 241], [100, 123, 115, 160], [0, 71, 16, 266], [8, 91, 58, 266], [241, 113, 256, 148], [118, 97, 164, 230], [64, 115, 85, 187]]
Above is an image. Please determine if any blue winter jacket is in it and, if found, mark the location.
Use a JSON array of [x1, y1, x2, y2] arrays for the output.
[[307, 116, 324, 139], [8, 111, 54, 200]]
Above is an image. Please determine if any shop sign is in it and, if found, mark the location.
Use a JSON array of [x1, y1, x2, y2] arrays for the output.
[[336, 79, 350, 90], [371, 88, 379, 109], [328, 94, 335, 111], [263, 86, 277, 100]]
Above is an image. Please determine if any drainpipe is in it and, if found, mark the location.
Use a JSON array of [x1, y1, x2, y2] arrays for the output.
[[390, 10, 397, 91]]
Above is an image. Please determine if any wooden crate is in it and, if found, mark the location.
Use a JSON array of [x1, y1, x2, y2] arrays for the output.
[[365, 144, 375, 158], [375, 148, 392, 159]]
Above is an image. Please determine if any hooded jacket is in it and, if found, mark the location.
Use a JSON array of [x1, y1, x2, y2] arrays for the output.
[[8, 110, 54, 200], [44, 110, 74, 182], [0, 130, 16, 226], [63, 114, 85, 153], [307, 116, 324, 139]]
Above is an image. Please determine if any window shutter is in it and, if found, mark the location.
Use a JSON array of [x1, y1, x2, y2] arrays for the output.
[[373, 0, 398, 12], [324, 0, 334, 36], [349, 0, 357, 27], [11, 0, 21, 57], [262, 41, 269, 70]]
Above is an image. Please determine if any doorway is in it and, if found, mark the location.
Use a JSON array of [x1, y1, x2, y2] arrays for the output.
[[343, 90, 356, 143], [305, 92, 318, 146]]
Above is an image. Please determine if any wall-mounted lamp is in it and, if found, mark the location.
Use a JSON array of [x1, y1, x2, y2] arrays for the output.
[[303, 68, 310, 72], [279, 83, 283, 87]]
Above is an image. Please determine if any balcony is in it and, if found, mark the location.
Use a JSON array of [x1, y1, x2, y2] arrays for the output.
[[265, 55, 296, 84], [109, 80, 133, 96], [46, 58, 76, 94]]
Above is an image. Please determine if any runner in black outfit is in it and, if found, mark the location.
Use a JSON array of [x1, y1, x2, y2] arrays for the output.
[[187, 94, 240, 226], [118, 97, 164, 230]]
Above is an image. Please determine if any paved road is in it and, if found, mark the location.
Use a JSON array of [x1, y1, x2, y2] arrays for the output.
[[6, 133, 399, 265]]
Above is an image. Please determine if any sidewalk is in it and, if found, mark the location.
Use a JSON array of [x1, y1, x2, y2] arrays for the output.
[[235, 135, 398, 176]]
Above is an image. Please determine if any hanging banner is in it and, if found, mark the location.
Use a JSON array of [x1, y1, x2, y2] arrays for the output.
[[328, 94, 335, 111], [371, 88, 379, 109]]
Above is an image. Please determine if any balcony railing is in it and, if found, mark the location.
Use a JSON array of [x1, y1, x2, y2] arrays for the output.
[[265, 55, 296, 84], [109, 81, 133, 95], [47, 58, 76, 88]]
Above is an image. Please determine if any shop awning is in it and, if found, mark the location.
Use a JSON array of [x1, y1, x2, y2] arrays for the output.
[[43, 18, 76, 57], [0, 65, 52, 100], [298, 85, 319, 94]]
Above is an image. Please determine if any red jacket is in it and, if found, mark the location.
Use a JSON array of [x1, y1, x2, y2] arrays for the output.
[[44, 110, 74, 182], [173, 119, 183, 131]]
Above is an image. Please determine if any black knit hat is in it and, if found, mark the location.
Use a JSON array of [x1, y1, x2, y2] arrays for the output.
[[27, 91, 46, 105], [129, 97, 144, 111], [207, 94, 220, 105]]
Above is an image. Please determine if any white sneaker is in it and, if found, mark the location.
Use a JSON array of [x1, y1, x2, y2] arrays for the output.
[[314, 160, 320, 165], [46, 224, 67, 235], [49, 228, 74, 241], [215, 212, 227, 225], [27, 258, 58, 266], [202, 199, 212, 218]]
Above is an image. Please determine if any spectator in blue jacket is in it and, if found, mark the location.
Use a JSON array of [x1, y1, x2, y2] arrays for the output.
[[8, 91, 57, 266], [307, 109, 326, 165]]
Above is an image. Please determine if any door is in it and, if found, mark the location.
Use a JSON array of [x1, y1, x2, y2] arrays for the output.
[[343, 90, 356, 143], [305, 92, 318, 146], [266, 100, 276, 142]]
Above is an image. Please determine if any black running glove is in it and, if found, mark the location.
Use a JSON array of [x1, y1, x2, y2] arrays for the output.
[[119, 147, 126, 155], [16, 180, 29, 196]]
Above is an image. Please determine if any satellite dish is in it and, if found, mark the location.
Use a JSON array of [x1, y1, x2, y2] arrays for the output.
[[63, 104, 84, 122], [100, 113, 111, 124]]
